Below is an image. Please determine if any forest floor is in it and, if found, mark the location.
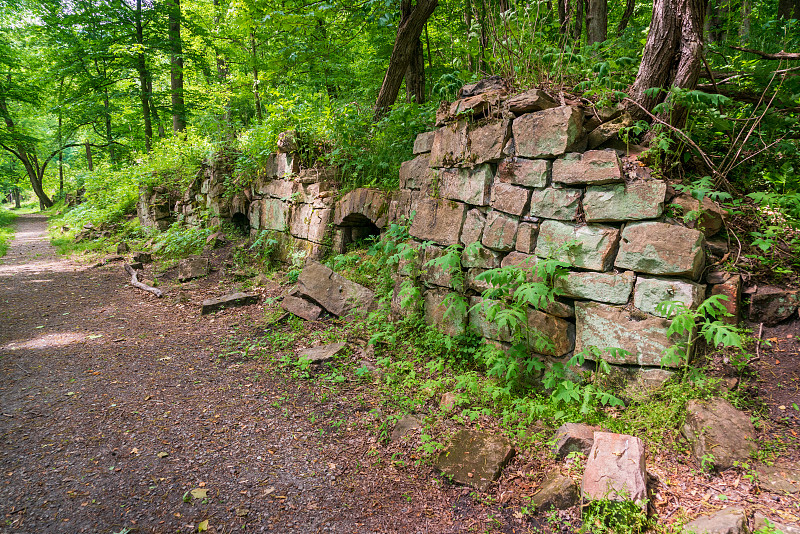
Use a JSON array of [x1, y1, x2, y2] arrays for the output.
[[0, 214, 798, 534]]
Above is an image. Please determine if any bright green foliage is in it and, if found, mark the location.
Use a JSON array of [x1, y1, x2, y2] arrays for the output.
[[0, 207, 17, 257], [581, 499, 652, 534]]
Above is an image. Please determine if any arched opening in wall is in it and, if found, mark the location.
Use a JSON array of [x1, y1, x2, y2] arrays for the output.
[[231, 212, 250, 236], [338, 213, 381, 251]]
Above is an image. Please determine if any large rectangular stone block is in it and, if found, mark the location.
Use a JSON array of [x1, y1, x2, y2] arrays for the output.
[[481, 211, 519, 251], [529, 187, 582, 220], [574, 301, 680, 367], [535, 221, 620, 271], [468, 119, 511, 164], [526, 307, 575, 358], [513, 106, 584, 158], [490, 181, 531, 216], [461, 243, 503, 269], [615, 222, 705, 280], [261, 198, 288, 231], [460, 208, 486, 246], [515, 222, 539, 254], [497, 157, 550, 188], [583, 180, 667, 222], [424, 288, 467, 337], [430, 121, 469, 167], [409, 198, 467, 246], [399, 154, 434, 192], [633, 276, 706, 317], [438, 165, 493, 206], [413, 131, 436, 154], [555, 271, 635, 304], [288, 204, 332, 244], [552, 150, 623, 186]]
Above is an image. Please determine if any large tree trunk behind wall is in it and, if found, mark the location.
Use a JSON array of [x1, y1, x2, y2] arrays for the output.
[[617, 0, 635, 35], [373, 0, 438, 120], [136, 0, 153, 153], [402, 0, 426, 103], [586, 0, 607, 44], [628, 0, 707, 131], [168, 0, 186, 132]]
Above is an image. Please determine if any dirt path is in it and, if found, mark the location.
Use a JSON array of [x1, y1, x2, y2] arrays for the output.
[[0, 215, 504, 534]]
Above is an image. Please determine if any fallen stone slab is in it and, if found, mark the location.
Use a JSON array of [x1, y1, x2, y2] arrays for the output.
[[670, 192, 728, 237], [683, 508, 748, 534], [754, 513, 800, 534], [748, 286, 800, 326], [553, 423, 600, 459], [682, 398, 756, 471], [298, 342, 348, 364], [178, 257, 210, 282], [391, 414, 422, 441], [296, 259, 375, 317], [132, 251, 152, 263], [435, 430, 515, 492], [532, 472, 579, 512], [582, 432, 647, 507], [756, 464, 800, 495], [201, 292, 259, 315], [506, 89, 558, 115], [280, 295, 323, 321]]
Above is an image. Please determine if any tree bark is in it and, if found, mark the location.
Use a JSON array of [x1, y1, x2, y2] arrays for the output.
[[706, 0, 728, 43], [617, 0, 635, 35], [628, 0, 707, 130], [136, 0, 153, 153], [250, 29, 262, 122], [402, 0, 426, 104], [168, 0, 186, 132], [739, 0, 751, 40], [85, 141, 93, 172], [373, 0, 438, 120], [558, 0, 569, 34], [572, 0, 585, 40], [586, 0, 607, 44]]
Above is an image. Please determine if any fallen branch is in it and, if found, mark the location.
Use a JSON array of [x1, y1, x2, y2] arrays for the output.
[[92, 255, 124, 268], [124, 264, 163, 298], [730, 46, 800, 61]]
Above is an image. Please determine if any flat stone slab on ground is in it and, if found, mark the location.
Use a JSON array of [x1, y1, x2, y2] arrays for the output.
[[280, 295, 323, 321], [582, 431, 647, 506], [391, 414, 422, 441], [178, 257, 210, 282], [683, 508, 748, 534], [201, 292, 259, 315], [298, 342, 348, 364], [756, 463, 800, 494], [296, 259, 375, 317], [749, 286, 800, 326], [754, 513, 800, 534], [553, 423, 600, 459], [435, 430, 515, 492], [532, 471, 579, 512], [682, 398, 756, 471]]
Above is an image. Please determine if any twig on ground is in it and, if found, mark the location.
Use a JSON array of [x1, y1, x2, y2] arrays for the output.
[[124, 263, 163, 298]]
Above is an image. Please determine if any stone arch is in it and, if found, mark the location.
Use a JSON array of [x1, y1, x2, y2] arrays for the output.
[[332, 188, 391, 253]]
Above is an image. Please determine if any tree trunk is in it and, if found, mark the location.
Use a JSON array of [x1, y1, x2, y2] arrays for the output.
[[85, 141, 93, 172], [250, 29, 262, 122], [373, 0, 438, 120], [739, 0, 751, 40], [706, 0, 728, 43], [586, 0, 607, 44], [136, 0, 153, 153], [104, 88, 114, 161], [628, 0, 707, 130], [58, 78, 64, 194], [402, 0, 426, 104], [558, 0, 569, 34], [168, 0, 186, 132], [464, 0, 473, 70], [617, 0, 635, 35], [572, 0, 585, 40], [13, 188, 20, 209]]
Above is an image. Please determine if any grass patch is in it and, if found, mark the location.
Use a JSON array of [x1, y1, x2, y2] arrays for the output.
[[0, 207, 18, 257]]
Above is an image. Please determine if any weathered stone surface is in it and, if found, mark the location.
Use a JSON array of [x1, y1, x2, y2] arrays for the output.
[[466, 269, 491, 293], [582, 432, 647, 506], [296, 259, 375, 317], [413, 131, 436, 154], [515, 222, 539, 254], [529, 188, 582, 220], [178, 257, 210, 282], [587, 115, 630, 149], [424, 288, 467, 337], [553, 423, 600, 459], [334, 188, 391, 228], [430, 121, 469, 167], [552, 150, 623, 186], [440, 392, 459, 411], [671, 193, 728, 237], [756, 464, 800, 495], [117, 242, 129, 254], [575, 302, 679, 367], [497, 157, 549, 188], [754, 513, 800, 534], [298, 342, 348, 364], [513, 107, 584, 158], [261, 198, 288, 231], [710, 274, 742, 324], [458, 77, 509, 98], [390, 277, 420, 320], [481, 211, 519, 252], [615, 222, 705, 280], [507, 89, 558, 115], [535, 221, 620, 272], [445, 90, 504, 123], [490, 181, 531, 216], [460, 208, 486, 246], [682, 398, 757, 471], [623, 368, 675, 397], [421, 245, 458, 288], [683, 508, 748, 534], [749, 287, 800, 326], [289, 204, 332, 244], [399, 154, 434, 191], [256, 177, 297, 199], [391, 414, 422, 441], [132, 252, 152, 263], [201, 292, 259, 315], [633, 276, 706, 318], [556, 270, 635, 304], [275, 152, 299, 177], [526, 308, 575, 357], [409, 198, 467, 246], [435, 430, 515, 492], [583, 181, 667, 222], [468, 120, 511, 164], [461, 243, 503, 269], [532, 472, 579, 511], [276, 130, 297, 153], [438, 165, 493, 206], [469, 297, 513, 343], [281, 295, 323, 321]]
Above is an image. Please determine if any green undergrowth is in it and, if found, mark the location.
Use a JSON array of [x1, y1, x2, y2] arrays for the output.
[[0, 207, 18, 257]]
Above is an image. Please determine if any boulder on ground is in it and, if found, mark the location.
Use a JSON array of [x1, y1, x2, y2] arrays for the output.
[[298, 342, 348, 364], [391, 414, 422, 441], [748, 286, 799, 326], [178, 257, 210, 282], [682, 398, 756, 471], [132, 251, 152, 263], [552, 423, 600, 459], [754, 513, 800, 534], [532, 471, 579, 512], [435, 429, 515, 492], [201, 292, 259, 315], [296, 259, 375, 317], [683, 508, 748, 534], [756, 463, 800, 495], [280, 295, 322, 321], [582, 432, 647, 507]]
